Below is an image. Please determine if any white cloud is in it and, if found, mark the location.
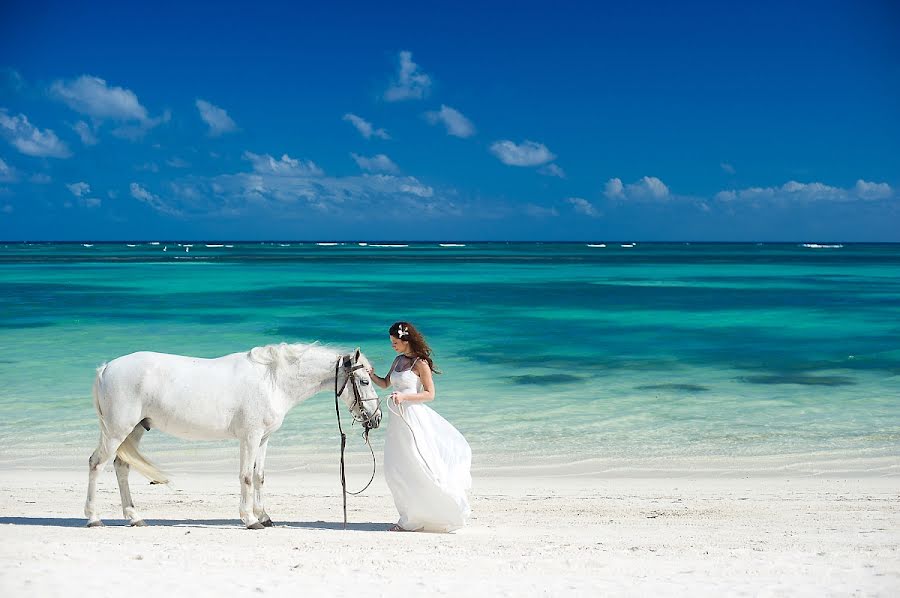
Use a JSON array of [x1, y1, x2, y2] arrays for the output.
[[524, 204, 558, 218], [82, 197, 101, 208], [110, 109, 170, 140], [244, 151, 324, 177], [130, 182, 182, 216], [489, 140, 555, 167], [715, 179, 894, 203], [30, 173, 52, 184], [51, 75, 149, 122], [384, 51, 432, 101], [538, 163, 566, 178], [351, 153, 399, 174], [566, 197, 599, 217], [604, 177, 624, 199], [0, 158, 16, 182], [156, 162, 442, 219], [51, 75, 168, 141], [166, 157, 190, 168], [343, 113, 389, 139], [196, 99, 238, 136], [0, 109, 71, 158], [720, 162, 736, 174], [604, 176, 670, 200], [72, 120, 98, 145], [629, 176, 669, 200], [853, 179, 892, 200], [130, 182, 154, 200], [66, 181, 91, 197], [398, 180, 434, 197], [424, 105, 475, 138]]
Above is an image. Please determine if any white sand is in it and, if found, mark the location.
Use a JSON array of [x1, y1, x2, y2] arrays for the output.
[[0, 468, 898, 597]]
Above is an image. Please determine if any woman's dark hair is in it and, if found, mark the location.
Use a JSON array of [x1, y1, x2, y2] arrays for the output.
[[389, 321, 439, 373]]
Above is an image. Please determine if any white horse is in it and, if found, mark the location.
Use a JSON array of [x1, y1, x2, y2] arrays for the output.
[[85, 342, 380, 529]]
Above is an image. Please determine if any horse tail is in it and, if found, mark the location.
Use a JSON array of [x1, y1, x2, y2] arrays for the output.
[[93, 361, 169, 484], [92, 362, 111, 441], [116, 434, 169, 485]]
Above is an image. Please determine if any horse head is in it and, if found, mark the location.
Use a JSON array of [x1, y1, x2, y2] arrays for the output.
[[337, 348, 382, 430]]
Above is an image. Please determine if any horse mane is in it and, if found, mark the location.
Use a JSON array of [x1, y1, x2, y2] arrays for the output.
[[249, 341, 344, 379], [249, 342, 315, 365]]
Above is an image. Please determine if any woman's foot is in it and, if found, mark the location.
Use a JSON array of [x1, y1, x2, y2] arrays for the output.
[[388, 523, 410, 532]]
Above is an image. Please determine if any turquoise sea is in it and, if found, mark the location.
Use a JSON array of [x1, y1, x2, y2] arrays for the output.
[[1, 242, 898, 475]]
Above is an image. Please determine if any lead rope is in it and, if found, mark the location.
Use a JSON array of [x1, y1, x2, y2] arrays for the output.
[[334, 360, 348, 529], [334, 358, 378, 530]]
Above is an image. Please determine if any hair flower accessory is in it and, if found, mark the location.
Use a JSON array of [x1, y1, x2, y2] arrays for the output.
[[397, 325, 409, 338]]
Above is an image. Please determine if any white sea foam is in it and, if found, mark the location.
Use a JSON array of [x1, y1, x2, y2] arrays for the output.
[[82, 244, 93, 247], [587, 244, 606, 248], [150, 242, 160, 245], [802, 243, 843, 249], [206, 244, 224, 248], [621, 243, 635, 248], [358, 242, 368, 246], [371, 244, 409, 248], [439, 243, 466, 247], [126, 244, 137, 247], [316, 242, 339, 246]]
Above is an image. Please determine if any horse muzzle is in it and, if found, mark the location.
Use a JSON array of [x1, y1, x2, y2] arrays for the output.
[[364, 409, 382, 430]]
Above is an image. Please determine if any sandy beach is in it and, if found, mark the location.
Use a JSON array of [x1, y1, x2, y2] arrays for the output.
[[1, 467, 897, 597]]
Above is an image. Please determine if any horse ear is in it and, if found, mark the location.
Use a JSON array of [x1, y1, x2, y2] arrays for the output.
[[354, 347, 361, 361]]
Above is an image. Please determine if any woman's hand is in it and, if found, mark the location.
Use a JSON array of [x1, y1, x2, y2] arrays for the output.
[[390, 391, 407, 404]]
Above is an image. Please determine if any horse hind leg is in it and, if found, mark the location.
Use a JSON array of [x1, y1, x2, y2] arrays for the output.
[[85, 432, 128, 527], [114, 425, 147, 526]]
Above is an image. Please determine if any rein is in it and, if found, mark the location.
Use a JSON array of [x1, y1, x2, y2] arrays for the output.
[[334, 356, 379, 529]]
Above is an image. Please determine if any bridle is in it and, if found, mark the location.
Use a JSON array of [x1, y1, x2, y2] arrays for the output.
[[334, 355, 380, 428], [333, 354, 381, 529]]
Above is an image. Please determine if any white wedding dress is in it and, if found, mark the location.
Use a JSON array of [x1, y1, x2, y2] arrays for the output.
[[384, 358, 472, 532]]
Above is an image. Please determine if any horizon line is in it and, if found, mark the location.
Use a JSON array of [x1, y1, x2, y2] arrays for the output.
[[2, 239, 899, 245]]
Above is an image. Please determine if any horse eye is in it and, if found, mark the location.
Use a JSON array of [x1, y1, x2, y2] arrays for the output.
[[360, 379, 370, 385]]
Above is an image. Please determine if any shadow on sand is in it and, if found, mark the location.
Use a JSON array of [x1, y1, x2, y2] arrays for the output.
[[0, 517, 391, 531]]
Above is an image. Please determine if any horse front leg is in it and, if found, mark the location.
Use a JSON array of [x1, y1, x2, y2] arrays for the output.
[[253, 438, 273, 527], [239, 433, 264, 529]]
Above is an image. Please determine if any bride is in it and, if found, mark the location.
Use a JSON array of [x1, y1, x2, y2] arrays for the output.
[[367, 321, 472, 532]]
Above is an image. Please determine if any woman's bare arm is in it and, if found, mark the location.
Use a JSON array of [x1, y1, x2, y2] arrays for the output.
[[367, 357, 395, 389]]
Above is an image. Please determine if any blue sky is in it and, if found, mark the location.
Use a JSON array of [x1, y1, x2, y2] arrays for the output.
[[0, 0, 898, 241]]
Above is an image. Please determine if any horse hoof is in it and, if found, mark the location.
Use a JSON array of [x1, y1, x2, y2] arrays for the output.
[[247, 522, 265, 530], [130, 520, 147, 527], [260, 518, 275, 527], [87, 520, 104, 528]]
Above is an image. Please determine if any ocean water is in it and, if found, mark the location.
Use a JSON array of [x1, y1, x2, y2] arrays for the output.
[[0, 242, 898, 475]]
